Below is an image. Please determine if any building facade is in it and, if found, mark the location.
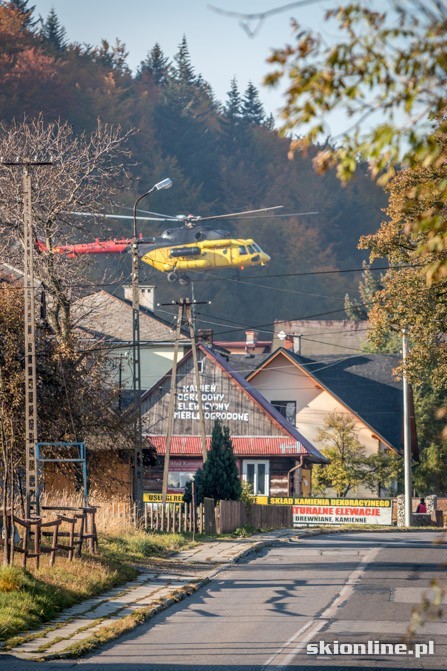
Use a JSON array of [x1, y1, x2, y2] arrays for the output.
[[140, 345, 327, 498], [247, 348, 419, 496]]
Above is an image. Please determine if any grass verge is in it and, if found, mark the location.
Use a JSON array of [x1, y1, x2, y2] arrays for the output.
[[98, 530, 197, 564], [43, 580, 207, 660], [0, 531, 197, 642], [0, 557, 136, 642]]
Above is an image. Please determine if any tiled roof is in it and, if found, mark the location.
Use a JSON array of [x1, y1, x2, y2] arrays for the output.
[[202, 346, 326, 462], [72, 290, 188, 342], [148, 435, 308, 456], [0, 262, 23, 284], [284, 351, 407, 453], [223, 353, 271, 376]]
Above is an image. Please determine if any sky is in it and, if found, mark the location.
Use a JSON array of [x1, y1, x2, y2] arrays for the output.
[[31, 0, 333, 123]]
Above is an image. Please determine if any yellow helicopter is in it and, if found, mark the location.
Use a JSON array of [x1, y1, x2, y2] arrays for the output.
[[143, 237, 270, 284], [51, 205, 316, 285]]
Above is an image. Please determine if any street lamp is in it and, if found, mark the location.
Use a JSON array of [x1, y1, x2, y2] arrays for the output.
[[132, 178, 172, 520]]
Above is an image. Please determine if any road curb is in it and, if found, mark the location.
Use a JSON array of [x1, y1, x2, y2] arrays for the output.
[[39, 577, 213, 661], [4, 526, 442, 661]]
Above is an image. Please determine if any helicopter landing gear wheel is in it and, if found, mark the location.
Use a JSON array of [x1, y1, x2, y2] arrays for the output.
[[167, 271, 178, 283], [178, 274, 191, 286]]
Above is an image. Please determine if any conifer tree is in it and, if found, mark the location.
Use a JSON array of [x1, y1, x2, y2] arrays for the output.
[[95, 38, 130, 74], [137, 43, 172, 86], [8, 0, 37, 30], [183, 421, 242, 504], [174, 35, 196, 87], [241, 81, 265, 125], [224, 77, 242, 122], [264, 113, 275, 131], [344, 261, 382, 320], [41, 6, 67, 52]]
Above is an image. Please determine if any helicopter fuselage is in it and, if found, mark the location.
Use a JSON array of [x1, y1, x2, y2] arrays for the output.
[[141, 237, 270, 275]]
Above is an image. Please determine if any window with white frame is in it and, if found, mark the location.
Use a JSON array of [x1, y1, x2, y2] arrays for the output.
[[243, 460, 269, 495]]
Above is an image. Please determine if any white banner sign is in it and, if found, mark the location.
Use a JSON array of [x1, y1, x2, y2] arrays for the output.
[[292, 498, 392, 526]]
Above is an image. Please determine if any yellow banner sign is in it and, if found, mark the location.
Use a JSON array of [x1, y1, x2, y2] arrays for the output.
[[143, 492, 184, 503]]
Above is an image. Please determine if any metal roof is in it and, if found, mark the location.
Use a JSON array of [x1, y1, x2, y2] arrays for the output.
[[147, 435, 309, 456]]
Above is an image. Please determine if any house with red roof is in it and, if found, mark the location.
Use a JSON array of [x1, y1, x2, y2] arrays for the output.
[[140, 344, 327, 498]]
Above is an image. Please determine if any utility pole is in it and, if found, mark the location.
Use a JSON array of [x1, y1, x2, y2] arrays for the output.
[[160, 298, 209, 503], [1, 159, 52, 518], [131, 178, 172, 521], [402, 329, 412, 528]]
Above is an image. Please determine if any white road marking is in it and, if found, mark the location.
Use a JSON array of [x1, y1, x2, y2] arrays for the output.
[[263, 544, 382, 668]]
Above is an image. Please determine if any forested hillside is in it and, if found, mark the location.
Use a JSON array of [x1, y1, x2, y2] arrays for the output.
[[0, 1, 387, 336]]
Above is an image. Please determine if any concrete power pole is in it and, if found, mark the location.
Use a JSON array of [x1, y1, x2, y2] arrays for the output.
[[1, 159, 52, 517], [23, 165, 39, 518], [402, 329, 413, 528], [161, 298, 209, 503]]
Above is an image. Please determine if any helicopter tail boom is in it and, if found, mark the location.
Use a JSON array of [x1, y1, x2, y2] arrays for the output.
[[37, 238, 133, 257]]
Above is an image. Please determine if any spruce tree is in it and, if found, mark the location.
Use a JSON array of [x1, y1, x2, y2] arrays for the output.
[[204, 421, 242, 503], [174, 35, 196, 87], [41, 7, 67, 52], [137, 43, 172, 86], [344, 261, 383, 320], [183, 421, 242, 504], [8, 0, 37, 30], [241, 82, 265, 125], [224, 77, 242, 123]]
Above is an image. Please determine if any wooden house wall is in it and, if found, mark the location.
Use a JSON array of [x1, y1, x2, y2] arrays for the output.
[[141, 351, 285, 438]]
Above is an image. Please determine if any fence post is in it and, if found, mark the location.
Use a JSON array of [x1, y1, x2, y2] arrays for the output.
[[50, 520, 59, 567], [21, 520, 29, 568], [199, 503, 203, 534], [144, 503, 148, 531], [34, 519, 41, 569]]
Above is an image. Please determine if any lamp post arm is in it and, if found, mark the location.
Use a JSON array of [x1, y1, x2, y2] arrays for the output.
[[133, 187, 155, 238]]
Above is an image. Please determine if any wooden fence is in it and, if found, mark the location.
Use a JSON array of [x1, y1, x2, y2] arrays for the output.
[[1, 507, 98, 568], [143, 502, 204, 533], [143, 500, 295, 535], [218, 500, 293, 534], [143, 498, 217, 534]]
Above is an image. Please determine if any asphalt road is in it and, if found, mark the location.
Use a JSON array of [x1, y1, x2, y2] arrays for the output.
[[1, 531, 446, 671]]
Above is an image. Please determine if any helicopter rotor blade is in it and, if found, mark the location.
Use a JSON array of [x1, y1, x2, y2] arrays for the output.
[[64, 211, 177, 222], [196, 205, 284, 223], [229, 211, 319, 220], [122, 206, 177, 219]]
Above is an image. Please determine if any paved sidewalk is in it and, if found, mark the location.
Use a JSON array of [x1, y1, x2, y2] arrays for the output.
[[2, 530, 294, 662]]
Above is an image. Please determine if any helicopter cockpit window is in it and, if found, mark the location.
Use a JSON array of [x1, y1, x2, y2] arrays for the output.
[[252, 243, 263, 253], [239, 246, 248, 255], [247, 244, 256, 254]]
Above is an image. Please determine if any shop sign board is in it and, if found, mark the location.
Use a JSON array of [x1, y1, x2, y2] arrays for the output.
[[291, 497, 392, 526], [143, 492, 184, 503]]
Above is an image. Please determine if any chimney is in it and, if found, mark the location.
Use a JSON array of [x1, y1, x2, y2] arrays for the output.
[[245, 329, 258, 354], [292, 333, 302, 355], [123, 285, 155, 311], [198, 329, 213, 346]]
